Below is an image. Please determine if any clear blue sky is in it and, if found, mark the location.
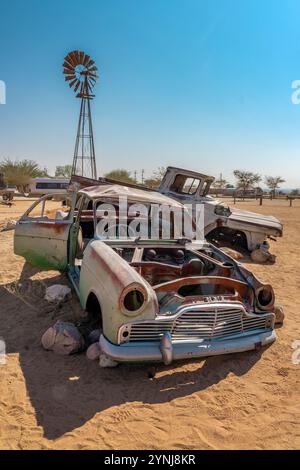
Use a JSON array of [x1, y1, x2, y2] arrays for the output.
[[1, 0, 300, 186]]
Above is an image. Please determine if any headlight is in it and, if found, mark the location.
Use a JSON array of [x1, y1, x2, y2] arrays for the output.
[[255, 285, 274, 311], [120, 283, 148, 316]]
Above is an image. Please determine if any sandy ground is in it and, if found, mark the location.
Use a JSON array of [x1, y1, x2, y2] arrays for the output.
[[0, 197, 299, 450]]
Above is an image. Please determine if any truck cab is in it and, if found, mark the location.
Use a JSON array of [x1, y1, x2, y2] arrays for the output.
[[157, 166, 283, 252]]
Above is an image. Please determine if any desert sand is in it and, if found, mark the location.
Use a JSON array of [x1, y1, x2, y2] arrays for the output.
[[0, 197, 299, 450]]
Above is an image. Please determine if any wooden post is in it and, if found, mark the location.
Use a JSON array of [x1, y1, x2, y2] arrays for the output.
[[290, 198, 293, 207], [259, 196, 263, 206]]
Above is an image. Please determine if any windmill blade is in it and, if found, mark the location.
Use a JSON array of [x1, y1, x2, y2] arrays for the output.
[[74, 80, 81, 93], [75, 50, 81, 63], [83, 54, 91, 66], [87, 82, 94, 94], [88, 79, 96, 89], [63, 68, 74, 75], [69, 51, 78, 66], [63, 61, 74, 71], [65, 52, 77, 67], [69, 78, 78, 89], [63, 59, 74, 69], [86, 59, 95, 68], [87, 66, 97, 73], [78, 51, 85, 64], [65, 75, 76, 82]]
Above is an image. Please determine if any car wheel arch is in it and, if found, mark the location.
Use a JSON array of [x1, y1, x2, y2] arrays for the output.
[[85, 290, 103, 328]]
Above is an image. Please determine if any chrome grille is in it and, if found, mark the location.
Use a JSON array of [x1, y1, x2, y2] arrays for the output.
[[119, 304, 272, 343]]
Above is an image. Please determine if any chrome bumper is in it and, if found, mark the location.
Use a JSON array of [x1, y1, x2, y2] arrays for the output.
[[100, 330, 276, 365]]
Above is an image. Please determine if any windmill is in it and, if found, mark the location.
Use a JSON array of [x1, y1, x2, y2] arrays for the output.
[[63, 50, 98, 179]]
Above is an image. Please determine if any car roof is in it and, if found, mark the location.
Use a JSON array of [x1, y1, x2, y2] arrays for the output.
[[165, 166, 215, 181], [79, 183, 185, 208]]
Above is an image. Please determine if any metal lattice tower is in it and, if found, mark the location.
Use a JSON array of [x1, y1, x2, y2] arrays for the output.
[[63, 50, 98, 179]]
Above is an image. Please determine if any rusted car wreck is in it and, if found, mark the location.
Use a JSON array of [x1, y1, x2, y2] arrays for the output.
[[14, 184, 282, 366], [157, 167, 283, 252]]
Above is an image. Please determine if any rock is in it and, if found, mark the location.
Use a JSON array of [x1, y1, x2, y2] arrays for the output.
[[219, 247, 243, 260], [99, 353, 118, 368], [2, 220, 17, 231], [88, 329, 101, 344], [251, 248, 276, 264], [41, 321, 84, 355], [86, 342, 101, 360], [44, 284, 72, 303], [41, 326, 57, 350], [274, 305, 285, 325]]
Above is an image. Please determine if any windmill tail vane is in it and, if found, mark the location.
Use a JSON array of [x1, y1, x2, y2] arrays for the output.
[[63, 50, 98, 179]]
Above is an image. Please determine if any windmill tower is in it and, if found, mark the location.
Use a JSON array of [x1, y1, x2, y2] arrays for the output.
[[63, 51, 98, 179]]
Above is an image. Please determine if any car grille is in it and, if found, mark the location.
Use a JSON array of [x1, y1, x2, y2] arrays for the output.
[[119, 305, 273, 343]]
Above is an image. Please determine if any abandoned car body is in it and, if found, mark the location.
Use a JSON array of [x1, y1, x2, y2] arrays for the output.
[[14, 185, 280, 366], [157, 167, 283, 252]]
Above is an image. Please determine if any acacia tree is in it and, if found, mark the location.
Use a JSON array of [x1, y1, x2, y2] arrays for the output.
[[290, 188, 300, 196], [104, 169, 135, 184], [0, 158, 49, 193], [264, 176, 285, 198], [233, 170, 262, 199], [144, 166, 166, 188], [55, 165, 72, 178]]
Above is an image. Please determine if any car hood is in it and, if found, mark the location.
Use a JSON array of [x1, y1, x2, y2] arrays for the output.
[[228, 207, 283, 234]]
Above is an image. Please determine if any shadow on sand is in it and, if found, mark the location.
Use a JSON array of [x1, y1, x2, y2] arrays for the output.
[[1, 262, 270, 440]]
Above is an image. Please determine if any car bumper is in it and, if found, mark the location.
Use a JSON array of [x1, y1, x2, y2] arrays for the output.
[[100, 329, 276, 365]]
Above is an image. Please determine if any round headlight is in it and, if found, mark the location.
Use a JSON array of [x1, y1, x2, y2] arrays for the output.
[[120, 284, 147, 316], [256, 285, 274, 310]]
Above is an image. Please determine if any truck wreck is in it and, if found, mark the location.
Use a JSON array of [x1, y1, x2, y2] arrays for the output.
[[157, 167, 283, 252], [14, 184, 283, 366]]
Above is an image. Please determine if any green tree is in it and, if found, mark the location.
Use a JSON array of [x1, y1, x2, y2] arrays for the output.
[[233, 170, 262, 198], [144, 167, 166, 188], [290, 188, 300, 196], [0, 158, 49, 194], [264, 176, 286, 198], [104, 169, 135, 184], [55, 165, 72, 178]]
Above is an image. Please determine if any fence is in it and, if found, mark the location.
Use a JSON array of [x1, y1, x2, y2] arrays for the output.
[[226, 194, 300, 206]]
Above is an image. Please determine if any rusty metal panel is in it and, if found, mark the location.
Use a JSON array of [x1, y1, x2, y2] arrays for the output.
[[14, 221, 71, 270]]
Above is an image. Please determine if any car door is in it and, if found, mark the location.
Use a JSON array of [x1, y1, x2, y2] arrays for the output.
[[14, 193, 77, 270]]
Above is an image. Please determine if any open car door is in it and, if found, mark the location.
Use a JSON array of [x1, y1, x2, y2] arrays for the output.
[[14, 193, 76, 270]]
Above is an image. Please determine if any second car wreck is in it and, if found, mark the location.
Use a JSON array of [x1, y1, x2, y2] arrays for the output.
[[157, 167, 283, 252], [14, 184, 283, 366]]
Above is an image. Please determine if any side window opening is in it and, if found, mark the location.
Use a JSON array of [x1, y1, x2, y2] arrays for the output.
[[170, 174, 200, 195], [25, 195, 71, 220], [201, 181, 211, 196]]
